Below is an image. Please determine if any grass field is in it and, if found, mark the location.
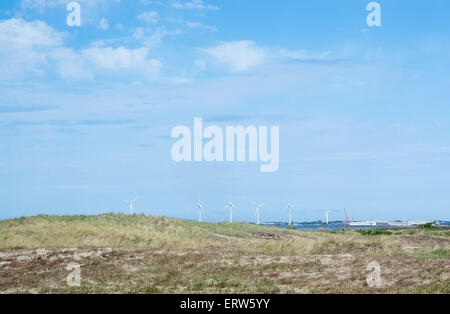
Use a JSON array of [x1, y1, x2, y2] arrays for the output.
[[0, 214, 449, 294]]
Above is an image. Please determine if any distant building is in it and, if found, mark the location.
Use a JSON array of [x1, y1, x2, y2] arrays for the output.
[[349, 220, 434, 227], [387, 221, 409, 227], [349, 221, 379, 226]]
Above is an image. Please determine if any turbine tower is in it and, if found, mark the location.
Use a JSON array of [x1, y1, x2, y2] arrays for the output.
[[253, 201, 264, 225], [124, 197, 138, 215], [196, 202, 205, 222], [325, 210, 331, 225], [287, 202, 294, 226], [224, 195, 236, 223]]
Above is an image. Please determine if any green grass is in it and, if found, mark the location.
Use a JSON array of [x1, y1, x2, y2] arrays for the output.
[[359, 229, 393, 236], [431, 248, 450, 258]]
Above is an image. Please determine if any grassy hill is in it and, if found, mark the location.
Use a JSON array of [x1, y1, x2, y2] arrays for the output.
[[0, 214, 449, 294]]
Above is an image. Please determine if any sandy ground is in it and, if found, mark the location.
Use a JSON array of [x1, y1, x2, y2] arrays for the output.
[[1, 247, 448, 294]]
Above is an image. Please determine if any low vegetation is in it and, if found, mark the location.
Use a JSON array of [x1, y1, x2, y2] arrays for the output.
[[359, 229, 393, 236], [0, 214, 449, 294]]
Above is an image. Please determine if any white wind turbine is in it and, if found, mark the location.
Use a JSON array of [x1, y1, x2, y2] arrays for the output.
[[224, 195, 237, 223], [325, 210, 332, 225], [253, 201, 264, 225], [124, 197, 138, 215], [286, 202, 294, 226], [195, 202, 205, 222]]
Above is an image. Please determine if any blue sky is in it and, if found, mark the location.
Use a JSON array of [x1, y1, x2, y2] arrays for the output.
[[0, 0, 449, 222]]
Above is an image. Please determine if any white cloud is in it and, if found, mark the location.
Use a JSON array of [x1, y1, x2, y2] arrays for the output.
[[0, 18, 62, 78], [0, 18, 162, 80], [171, 0, 219, 11], [49, 45, 162, 79], [185, 21, 217, 32], [165, 17, 217, 32], [0, 18, 61, 47], [279, 49, 333, 61], [132, 27, 182, 48], [137, 11, 158, 25], [140, 0, 164, 5], [99, 18, 109, 30], [203, 41, 266, 72], [81, 46, 162, 75], [49, 47, 92, 80]]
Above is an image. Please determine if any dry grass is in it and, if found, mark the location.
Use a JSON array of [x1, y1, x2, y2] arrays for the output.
[[0, 214, 449, 294]]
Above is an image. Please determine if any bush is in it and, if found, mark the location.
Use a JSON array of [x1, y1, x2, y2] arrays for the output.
[[420, 222, 435, 229], [359, 229, 392, 236]]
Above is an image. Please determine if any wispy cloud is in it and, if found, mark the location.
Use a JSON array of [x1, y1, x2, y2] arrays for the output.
[[279, 49, 350, 65], [132, 26, 182, 49], [165, 17, 217, 32], [203, 41, 266, 72], [137, 10, 159, 25], [171, 0, 219, 11], [185, 21, 217, 32], [98, 18, 109, 30]]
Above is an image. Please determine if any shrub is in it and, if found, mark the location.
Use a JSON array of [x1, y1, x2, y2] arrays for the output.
[[420, 222, 435, 229], [359, 229, 392, 236]]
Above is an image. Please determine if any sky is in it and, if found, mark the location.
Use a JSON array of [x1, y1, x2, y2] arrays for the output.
[[0, 0, 449, 222]]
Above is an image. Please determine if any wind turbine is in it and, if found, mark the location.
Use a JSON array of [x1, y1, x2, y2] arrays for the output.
[[252, 201, 265, 225], [195, 202, 205, 222], [124, 197, 138, 215], [325, 210, 332, 225], [287, 202, 294, 226], [224, 195, 237, 223]]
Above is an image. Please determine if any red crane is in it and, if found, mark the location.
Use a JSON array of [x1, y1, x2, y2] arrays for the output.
[[344, 208, 349, 225]]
